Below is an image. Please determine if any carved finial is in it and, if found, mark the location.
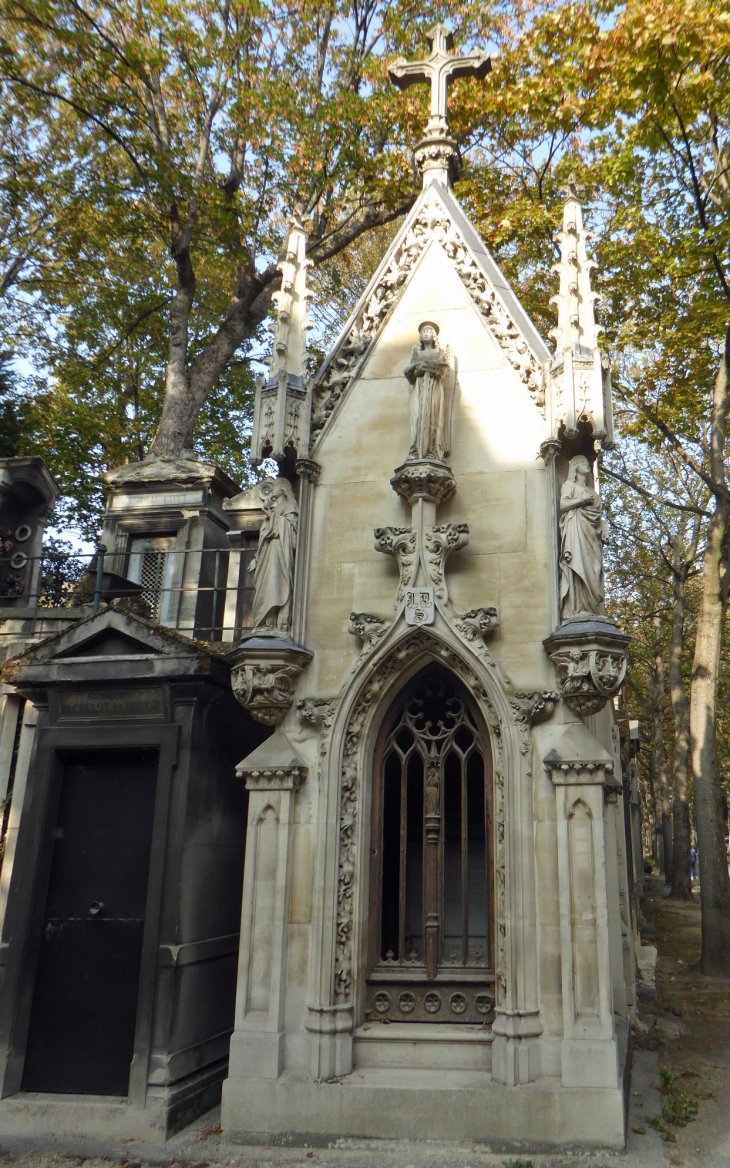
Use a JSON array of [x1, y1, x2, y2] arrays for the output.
[[250, 217, 313, 467], [550, 179, 600, 354], [545, 179, 615, 452], [268, 217, 313, 382], [388, 26, 491, 188]]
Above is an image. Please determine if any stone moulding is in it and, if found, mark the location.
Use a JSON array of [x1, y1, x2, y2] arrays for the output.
[[543, 620, 630, 718], [229, 634, 313, 727]]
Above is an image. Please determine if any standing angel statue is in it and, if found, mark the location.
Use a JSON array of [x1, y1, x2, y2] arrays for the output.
[[404, 321, 457, 463], [249, 477, 298, 632], [559, 454, 608, 622]]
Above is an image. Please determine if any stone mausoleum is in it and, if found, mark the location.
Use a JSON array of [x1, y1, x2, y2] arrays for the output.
[[0, 26, 638, 1151]]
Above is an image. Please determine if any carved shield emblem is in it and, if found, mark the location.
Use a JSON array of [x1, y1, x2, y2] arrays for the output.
[[404, 587, 434, 626]]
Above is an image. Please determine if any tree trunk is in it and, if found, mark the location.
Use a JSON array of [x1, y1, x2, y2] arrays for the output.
[[668, 564, 693, 899], [690, 341, 730, 975], [652, 616, 673, 882]]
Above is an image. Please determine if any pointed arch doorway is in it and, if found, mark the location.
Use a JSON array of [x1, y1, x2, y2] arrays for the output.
[[366, 664, 496, 1025]]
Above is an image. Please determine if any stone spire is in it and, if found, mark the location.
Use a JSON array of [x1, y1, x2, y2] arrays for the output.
[[550, 176, 601, 355], [547, 177, 614, 449], [389, 25, 491, 189], [250, 217, 313, 468]]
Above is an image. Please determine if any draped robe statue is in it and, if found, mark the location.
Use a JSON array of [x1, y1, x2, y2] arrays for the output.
[[249, 477, 298, 632], [559, 455, 608, 622], [404, 321, 457, 463]]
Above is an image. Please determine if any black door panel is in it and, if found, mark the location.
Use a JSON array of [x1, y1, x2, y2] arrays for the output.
[[22, 748, 158, 1096]]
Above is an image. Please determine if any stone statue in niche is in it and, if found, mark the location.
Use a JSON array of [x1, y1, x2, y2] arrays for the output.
[[249, 476, 298, 632], [559, 454, 608, 622], [404, 321, 457, 463]]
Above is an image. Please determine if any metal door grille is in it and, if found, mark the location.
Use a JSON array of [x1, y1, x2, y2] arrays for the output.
[[139, 551, 166, 618], [367, 667, 495, 1024]]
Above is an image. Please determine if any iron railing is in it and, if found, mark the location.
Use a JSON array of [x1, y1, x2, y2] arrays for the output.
[[0, 544, 258, 644]]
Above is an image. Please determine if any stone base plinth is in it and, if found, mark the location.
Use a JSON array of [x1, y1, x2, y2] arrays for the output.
[[0, 1059, 226, 1141], [229, 1029, 285, 1080], [221, 1062, 628, 1150]]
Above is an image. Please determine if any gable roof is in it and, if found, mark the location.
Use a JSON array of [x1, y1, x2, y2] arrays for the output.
[[310, 183, 552, 451], [2, 605, 230, 690]]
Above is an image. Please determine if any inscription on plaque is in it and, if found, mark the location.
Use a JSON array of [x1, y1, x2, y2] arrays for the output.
[[57, 688, 164, 721], [404, 587, 435, 626]]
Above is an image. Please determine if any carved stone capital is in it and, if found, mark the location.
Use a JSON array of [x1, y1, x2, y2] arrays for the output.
[[230, 634, 313, 726], [538, 438, 562, 464], [348, 611, 389, 652], [295, 457, 322, 483], [543, 722, 615, 786], [236, 729, 308, 790], [413, 134, 462, 186], [544, 620, 630, 717], [390, 459, 456, 505]]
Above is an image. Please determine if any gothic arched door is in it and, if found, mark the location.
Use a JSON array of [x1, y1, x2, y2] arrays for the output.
[[366, 665, 496, 1024]]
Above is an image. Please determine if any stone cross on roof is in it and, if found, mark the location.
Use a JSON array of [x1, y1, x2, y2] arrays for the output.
[[389, 24, 491, 137], [389, 24, 491, 188]]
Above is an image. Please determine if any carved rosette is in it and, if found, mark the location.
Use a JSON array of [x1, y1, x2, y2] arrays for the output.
[[229, 635, 313, 726], [390, 459, 457, 505], [543, 620, 630, 717]]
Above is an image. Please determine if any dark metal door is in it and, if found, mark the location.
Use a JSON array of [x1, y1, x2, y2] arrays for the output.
[[22, 748, 158, 1096]]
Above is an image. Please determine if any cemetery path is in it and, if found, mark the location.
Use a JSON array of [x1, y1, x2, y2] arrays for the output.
[[2, 876, 729, 1168]]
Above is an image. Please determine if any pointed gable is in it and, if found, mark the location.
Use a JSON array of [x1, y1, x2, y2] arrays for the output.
[[311, 183, 551, 449]]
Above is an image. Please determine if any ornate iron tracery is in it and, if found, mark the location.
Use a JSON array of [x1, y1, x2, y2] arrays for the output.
[[367, 667, 495, 1024]]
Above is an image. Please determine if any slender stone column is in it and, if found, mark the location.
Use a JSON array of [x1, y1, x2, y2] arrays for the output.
[[544, 722, 619, 1089], [227, 737, 306, 1080], [292, 458, 320, 645]]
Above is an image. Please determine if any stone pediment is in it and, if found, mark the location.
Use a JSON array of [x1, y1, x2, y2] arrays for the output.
[[311, 183, 552, 446], [1, 606, 230, 691]]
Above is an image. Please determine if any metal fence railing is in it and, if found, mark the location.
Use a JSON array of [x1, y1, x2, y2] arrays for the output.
[[0, 544, 258, 644]]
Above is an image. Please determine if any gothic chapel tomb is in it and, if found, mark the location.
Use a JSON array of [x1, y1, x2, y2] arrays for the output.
[[0, 23, 636, 1151]]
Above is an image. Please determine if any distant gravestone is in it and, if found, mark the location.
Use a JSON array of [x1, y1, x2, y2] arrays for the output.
[[0, 458, 60, 607]]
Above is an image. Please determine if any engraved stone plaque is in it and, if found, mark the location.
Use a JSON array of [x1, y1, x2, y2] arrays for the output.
[[57, 687, 164, 721], [404, 587, 434, 626]]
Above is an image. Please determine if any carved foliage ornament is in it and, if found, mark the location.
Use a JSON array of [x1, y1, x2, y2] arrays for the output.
[[311, 192, 545, 439], [333, 630, 507, 1013]]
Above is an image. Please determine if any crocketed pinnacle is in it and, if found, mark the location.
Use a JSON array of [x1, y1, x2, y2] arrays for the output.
[[549, 176, 601, 355], [268, 217, 313, 382]]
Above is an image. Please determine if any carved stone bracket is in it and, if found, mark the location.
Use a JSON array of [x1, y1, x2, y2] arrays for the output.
[[390, 459, 456, 505], [453, 606, 498, 642], [230, 634, 313, 726], [544, 620, 630, 718], [374, 526, 417, 602], [509, 690, 560, 754], [348, 612, 389, 653], [423, 523, 469, 601]]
